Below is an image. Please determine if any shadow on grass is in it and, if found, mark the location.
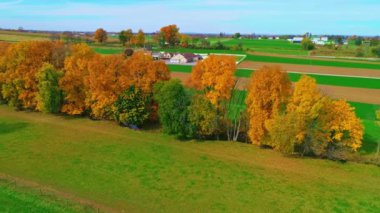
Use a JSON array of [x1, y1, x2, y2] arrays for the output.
[[360, 134, 380, 155], [0, 121, 29, 135]]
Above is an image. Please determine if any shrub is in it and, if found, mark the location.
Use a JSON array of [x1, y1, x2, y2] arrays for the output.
[[301, 38, 315, 50], [188, 94, 218, 138], [36, 63, 63, 113], [114, 86, 150, 128], [154, 79, 194, 138]]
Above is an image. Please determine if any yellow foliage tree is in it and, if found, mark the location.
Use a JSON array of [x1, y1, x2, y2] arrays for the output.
[[287, 75, 325, 149], [189, 55, 236, 106], [60, 43, 95, 115], [246, 65, 292, 145], [315, 99, 363, 156], [268, 75, 363, 157]]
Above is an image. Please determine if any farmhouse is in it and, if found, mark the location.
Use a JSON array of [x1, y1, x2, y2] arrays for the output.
[[312, 36, 329, 45], [169, 53, 201, 64], [291, 37, 304, 43]]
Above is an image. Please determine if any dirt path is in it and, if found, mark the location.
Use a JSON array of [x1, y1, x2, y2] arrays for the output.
[[171, 72, 380, 105], [0, 173, 121, 213], [238, 61, 380, 78]]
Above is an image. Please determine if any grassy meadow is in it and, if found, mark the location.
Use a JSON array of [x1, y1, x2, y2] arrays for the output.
[[0, 179, 90, 213], [1, 105, 380, 212]]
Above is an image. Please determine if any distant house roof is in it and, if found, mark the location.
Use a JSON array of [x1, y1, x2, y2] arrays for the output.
[[182, 53, 197, 61]]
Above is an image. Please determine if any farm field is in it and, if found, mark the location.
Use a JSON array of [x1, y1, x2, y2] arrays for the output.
[[244, 54, 380, 70], [211, 38, 309, 56], [92, 45, 380, 70], [1, 105, 380, 212], [0, 30, 50, 42], [168, 64, 380, 90]]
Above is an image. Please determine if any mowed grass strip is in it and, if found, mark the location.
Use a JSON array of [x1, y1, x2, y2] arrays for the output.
[[169, 65, 380, 89], [245, 54, 380, 70], [0, 106, 380, 212]]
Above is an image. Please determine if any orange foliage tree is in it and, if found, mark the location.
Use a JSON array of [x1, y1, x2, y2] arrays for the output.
[[159, 24, 180, 47], [246, 65, 292, 145], [0, 41, 65, 109], [59, 43, 95, 115], [124, 52, 170, 93], [94, 28, 108, 43], [189, 55, 236, 106], [86, 54, 126, 119]]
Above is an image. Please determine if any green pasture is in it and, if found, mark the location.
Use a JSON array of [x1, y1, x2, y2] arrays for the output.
[[0, 179, 88, 213], [0, 106, 380, 212]]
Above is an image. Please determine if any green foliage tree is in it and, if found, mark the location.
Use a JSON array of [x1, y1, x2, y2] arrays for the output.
[[154, 79, 193, 138], [119, 30, 127, 45], [354, 37, 363, 46], [370, 38, 379, 47], [114, 86, 149, 128], [301, 38, 315, 50], [36, 63, 63, 113], [188, 94, 218, 139], [371, 46, 380, 57], [234, 32, 241, 39]]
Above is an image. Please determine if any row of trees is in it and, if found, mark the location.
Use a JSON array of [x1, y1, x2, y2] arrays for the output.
[[0, 40, 364, 160], [0, 41, 169, 126]]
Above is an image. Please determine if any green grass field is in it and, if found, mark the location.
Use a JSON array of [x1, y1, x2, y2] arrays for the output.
[[218, 38, 309, 56], [0, 30, 50, 42], [168, 65, 380, 89], [0, 179, 88, 213], [245, 54, 380, 70], [0, 105, 380, 212]]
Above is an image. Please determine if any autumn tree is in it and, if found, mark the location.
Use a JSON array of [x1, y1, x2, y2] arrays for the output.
[[60, 43, 95, 115], [86, 54, 126, 119], [267, 75, 363, 158], [314, 99, 363, 158], [180, 34, 191, 48], [135, 29, 145, 47], [246, 66, 292, 145], [124, 52, 170, 94], [283, 75, 325, 155], [94, 28, 108, 43], [0, 41, 65, 110], [114, 86, 150, 128], [188, 55, 236, 106], [154, 79, 193, 138], [159, 24, 180, 47], [36, 63, 63, 113]]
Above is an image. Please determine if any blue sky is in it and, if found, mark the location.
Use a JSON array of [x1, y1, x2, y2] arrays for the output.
[[0, 0, 379, 35]]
